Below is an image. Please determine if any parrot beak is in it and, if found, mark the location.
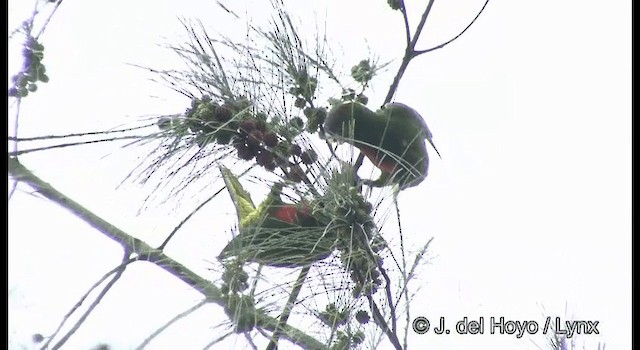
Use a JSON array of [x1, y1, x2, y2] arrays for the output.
[[427, 138, 442, 159]]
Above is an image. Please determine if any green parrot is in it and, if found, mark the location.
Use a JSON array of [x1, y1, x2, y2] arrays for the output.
[[323, 101, 440, 190], [217, 166, 336, 267]]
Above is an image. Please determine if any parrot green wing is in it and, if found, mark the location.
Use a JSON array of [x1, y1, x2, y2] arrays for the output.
[[324, 101, 438, 190], [219, 165, 256, 226], [218, 166, 335, 267], [219, 224, 336, 267]]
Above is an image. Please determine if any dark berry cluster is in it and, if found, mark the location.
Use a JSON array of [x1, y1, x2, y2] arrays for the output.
[[184, 96, 242, 146], [157, 95, 322, 174], [9, 36, 49, 98], [355, 310, 370, 324]]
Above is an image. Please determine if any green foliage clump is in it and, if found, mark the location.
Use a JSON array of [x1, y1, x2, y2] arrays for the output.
[[224, 294, 258, 333], [331, 330, 365, 350], [313, 166, 386, 298], [350, 59, 374, 84], [318, 303, 349, 328]]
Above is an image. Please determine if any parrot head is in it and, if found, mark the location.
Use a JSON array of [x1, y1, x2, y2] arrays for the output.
[[324, 101, 440, 190]]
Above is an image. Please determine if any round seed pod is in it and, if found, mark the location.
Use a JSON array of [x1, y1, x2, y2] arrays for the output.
[[239, 119, 257, 133], [256, 151, 276, 170], [294, 97, 306, 108], [290, 144, 302, 157], [263, 131, 279, 147], [236, 144, 256, 160], [247, 130, 264, 148], [300, 149, 318, 165], [255, 119, 267, 132], [289, 165, 305, 183]]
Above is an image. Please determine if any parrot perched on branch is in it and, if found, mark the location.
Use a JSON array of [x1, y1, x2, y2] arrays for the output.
[[217, 166, 335, 268], [323, 101, 440, 190]]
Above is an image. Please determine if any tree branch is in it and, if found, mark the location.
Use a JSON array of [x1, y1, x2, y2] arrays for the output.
[[414, 0, 490, 56], [136, 299, 209, 349], [40, 254, 136, 350], [383, 0, 436, 105], [265, 266, 310, 350], [367, 293, 402, 350], [8, 156, 327, 350], [399, 0, 412, 48], [8, 135, 151, 157], [49, 253, 131, 350]]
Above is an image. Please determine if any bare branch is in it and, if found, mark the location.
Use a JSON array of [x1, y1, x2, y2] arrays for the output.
[[8, 135, 152, 157], [399, 0, 412, 47], [8, 156, 327, 350], [414, 0, 490, 56], [136, 299, 209, 349], [383, 0, 436, 105], [367, 294, 402, 350], [265, 266, 310, 350], [8, 123, 157, 142], [35, 0, 65, 40], [49, 253, 132, 350], [39, 254, 138, 350]]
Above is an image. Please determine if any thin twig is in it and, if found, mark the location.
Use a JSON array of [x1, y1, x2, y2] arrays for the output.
[[265, 266, 310, 350], [244, 332, 260, 350], [367, 293, 402, 350], [395, 238, 434, 306], [39, 254, 138, 350], [383, 0, 436, 104], [136, 299, 209, 349], [414, 0, 490, 56], [202, 330, 234, 350], [8, 135, 152, 157], [399, 0, 412, 47], [158, 189, 221, 250], [35, 0, 64, 40], [8, 98, 22, 200], [7, 123, 157, 142], [394, 199, 410, 350], [8, 157, 327, 350], [49, 253, 132, 350]]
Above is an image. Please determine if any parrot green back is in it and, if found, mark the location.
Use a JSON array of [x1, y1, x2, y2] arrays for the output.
[[324, 102, 431, 189], [219, 224, 336, 267], [218, 166, 336, 267]]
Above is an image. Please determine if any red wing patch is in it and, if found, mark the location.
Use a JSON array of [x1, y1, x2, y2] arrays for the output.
[[359, 145, 397, 174], [273, 205, 300, 224]]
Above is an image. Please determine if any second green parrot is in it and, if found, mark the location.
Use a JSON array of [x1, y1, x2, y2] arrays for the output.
[[323, 101, 440, 190], [217, 166, 336, 268]]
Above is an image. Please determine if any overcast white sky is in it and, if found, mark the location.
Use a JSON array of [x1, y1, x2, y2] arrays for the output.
[[8, 0, 631, 349]]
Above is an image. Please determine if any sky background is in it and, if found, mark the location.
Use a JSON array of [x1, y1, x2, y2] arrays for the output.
[[8, 0, 631, 349]]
